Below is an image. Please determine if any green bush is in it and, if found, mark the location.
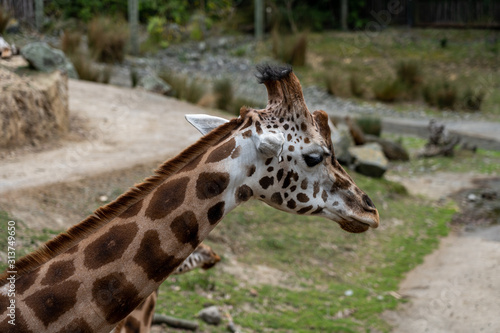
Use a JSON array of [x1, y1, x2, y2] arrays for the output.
[[349, 74, 364, 98], [88, 16, 129, 63], [159, 71, 205, 104], [272, 32, 308, 67], [213, 78, 234, 112], [61, 30, 82, 55], [461, 88, 484, 111], [0, 6, 10, 34], [324, 71, 350, 97], [70, 53, 111, 83], [423, 80, 457, 110], [373, 79, 402, 103], [396, 60, 422, 89], [356, 117, 382, 137]]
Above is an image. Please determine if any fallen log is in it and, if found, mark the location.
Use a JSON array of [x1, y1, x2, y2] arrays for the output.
[[152, 313, 198, 331]]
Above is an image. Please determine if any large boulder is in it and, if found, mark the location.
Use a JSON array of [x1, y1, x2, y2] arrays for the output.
[[331, 122, 354, 165], [137, 72, 173, 96], [0, 68, 69, 149], [349, 143, 388, 178], [365, 134, 410, 161], [21, 42, 78, 79]]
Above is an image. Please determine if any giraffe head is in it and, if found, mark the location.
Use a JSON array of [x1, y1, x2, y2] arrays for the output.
[[187, 64, 379, 233], [195, 243, 222, 270]]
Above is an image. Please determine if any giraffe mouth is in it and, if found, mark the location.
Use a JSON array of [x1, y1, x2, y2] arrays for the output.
[[337, 215, 378, 233]]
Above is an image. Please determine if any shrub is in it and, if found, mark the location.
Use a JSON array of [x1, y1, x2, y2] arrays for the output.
[[461, 88, 484, 111], [146, 16, 169, 48], [0, 6, 9, 34], [349, 74, 364, 98], [70, 53, 111, 83], [61, 30, 82, 55], [423, 80, 457, 110], [396, 60, 421, 89], [213, 78, 234, 112], [325, 71, 350, 97], [159, 71, 205, 104], [356, 117, 382, 137], [373, 79, 402, 103], [88, 16, 129, 63], [272, 32, 308, 67]]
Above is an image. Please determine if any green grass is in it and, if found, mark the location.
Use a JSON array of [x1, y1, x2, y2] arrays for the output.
[[386, 135, 500, 175], [155, 174, 455, 332], [258, 28, 500, 118]]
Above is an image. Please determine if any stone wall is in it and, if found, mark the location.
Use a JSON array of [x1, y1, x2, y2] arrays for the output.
[[0, 68, 69, 148]]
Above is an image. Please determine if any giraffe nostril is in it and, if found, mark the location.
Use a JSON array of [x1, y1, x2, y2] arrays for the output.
[[363, 195, 376, 209]]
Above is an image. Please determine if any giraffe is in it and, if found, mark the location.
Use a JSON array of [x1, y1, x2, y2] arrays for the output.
[[0, 64, 379, 333], [113, 243, 221, 333]]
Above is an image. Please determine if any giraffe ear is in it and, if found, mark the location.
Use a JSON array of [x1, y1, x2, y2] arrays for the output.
[[252, 132, 285, 158], [185, 114, 229, 135]]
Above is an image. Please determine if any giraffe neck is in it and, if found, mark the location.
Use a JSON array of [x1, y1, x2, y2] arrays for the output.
[[0, 120, 252, 333]]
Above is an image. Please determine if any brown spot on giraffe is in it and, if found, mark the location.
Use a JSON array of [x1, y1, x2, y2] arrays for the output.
[[242, 129, 252, 138], [170, 211, 200, 247], [287, 199, 297, 209], [207, 202, 225, 225], [297, 193, 310, 203], [133, 230, 184, 282], [65, 244, 79, 254], [247, 165, 256, 177], [25, 280, 81, 327], [91, 272, 141, 324], [180, 153, 204, 173], [41, 259, 76, 285], [84, 222, 138, 270], [297, 205, 313, 214], [145, 177, 190, 220], [119, 199, 143, 219], [236, 185, 253, 202], [276, 168, 284, 182], [271, 192, 283, 205], [206, 138, 236, 163], [301, 179, 308, 190], [124, 316, 141, 333], [196, 172, 230, 200], [259, 176, 274, 189]]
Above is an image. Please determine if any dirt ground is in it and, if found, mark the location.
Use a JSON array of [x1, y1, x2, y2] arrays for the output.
[[1, 79, 499, 332]]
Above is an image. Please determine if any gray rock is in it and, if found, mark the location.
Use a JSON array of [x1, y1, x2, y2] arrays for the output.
[[365, 134, 410, 161], [197, 305, 221, 325], [137, 73, 173, 95], [331, 122, 354, 165], [349, 143, 388, 178], [20, 42, 78, 79]]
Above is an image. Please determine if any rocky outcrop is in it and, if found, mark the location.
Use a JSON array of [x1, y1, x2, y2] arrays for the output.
[[21, 42, 78, 79], [0, 68, 69, 149], [331, 122, 354, 165], [365, 134, 410, 161], [137, 72, 173, 95], [349, 143, 388, 178]]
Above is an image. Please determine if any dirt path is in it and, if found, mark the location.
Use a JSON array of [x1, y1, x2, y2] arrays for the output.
[[1, 80, 499, 332], [0, 79, 223, 194], [383, 174, 500, 333]]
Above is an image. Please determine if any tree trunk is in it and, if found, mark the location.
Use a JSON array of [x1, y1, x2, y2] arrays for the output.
[[128, 0, 139, 56], [254, 0, 264, 41], [341, 0, 348, 31], [35, 0, 43, 31]]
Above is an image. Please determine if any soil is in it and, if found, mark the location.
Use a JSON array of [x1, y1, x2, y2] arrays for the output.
[[1, 79, 499, 332]]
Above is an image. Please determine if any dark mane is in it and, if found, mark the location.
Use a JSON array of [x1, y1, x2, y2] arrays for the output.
[[0, 117, 243, 283], [256, 63, 293, 83]]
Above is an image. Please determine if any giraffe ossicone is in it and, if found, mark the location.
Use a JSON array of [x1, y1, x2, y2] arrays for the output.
[[0, 64, 378, 333]]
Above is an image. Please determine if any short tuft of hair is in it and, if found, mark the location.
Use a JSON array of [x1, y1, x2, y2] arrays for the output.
[[256, 63, 293, 84]]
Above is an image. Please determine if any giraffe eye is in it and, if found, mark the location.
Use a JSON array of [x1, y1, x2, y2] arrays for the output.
[[303, 153, 323, 167]]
